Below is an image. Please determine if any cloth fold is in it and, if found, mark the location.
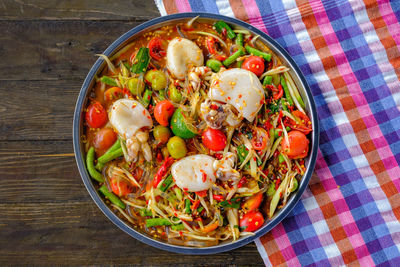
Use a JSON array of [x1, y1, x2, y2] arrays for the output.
[[155, 0, 400, 265]]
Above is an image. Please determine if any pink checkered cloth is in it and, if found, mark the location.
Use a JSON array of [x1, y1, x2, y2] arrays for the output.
[[155, 0, 400, 265]]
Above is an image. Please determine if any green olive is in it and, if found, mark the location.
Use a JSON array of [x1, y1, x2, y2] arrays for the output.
[[168, 84, 182, 103], [167, 136, 187, 159], [127, 78, 145, 95], [145, 70, 167, 91], [153, 125, 171, 144]]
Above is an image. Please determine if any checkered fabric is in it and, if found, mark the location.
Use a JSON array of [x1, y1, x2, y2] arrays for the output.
[[155, 0, 400, 265]]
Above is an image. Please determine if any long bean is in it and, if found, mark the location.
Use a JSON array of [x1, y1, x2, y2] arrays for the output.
[[223, 46, 245, 67], [280, 75, 294, 106], [86, 147, 104, 182], [214, 20, 236, 39], [141, 89, 152, 108], [171, 223, 185, 231], [146, 218, 172, 227], [185, 199, 191, 214], [235, 33, 244, 46], [245, 45, 271, 61], [99, 185, 125, 209], [97, 147, 123, 164], [100, 76, 118, 86], [159, 174, 173, 192], [95, 139, 121, 170], [263, 75, 273, 86]]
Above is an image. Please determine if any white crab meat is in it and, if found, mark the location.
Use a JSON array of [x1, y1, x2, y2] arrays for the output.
[[109, 99, 152, 140], [167, 37, 204, 80], [171, 154, 216, 192], [209, 68, 264, 123], [212, 152, 240, 182]]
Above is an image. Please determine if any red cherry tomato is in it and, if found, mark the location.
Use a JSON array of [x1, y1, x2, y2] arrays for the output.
[[104, 87, 123, 101], [251, 127, 269, 151], [281, 130, 309, 159], [202, 128, 227, 151], [242, 56, 265, 77], [148, 37, 167, 61], [154, 100, 175, 126], [242, 192, 263, 211], [85, 101, 107, 128], [240, 211, 264, 232], [94, 127, 117, 152], [110, 178, 132, 197]]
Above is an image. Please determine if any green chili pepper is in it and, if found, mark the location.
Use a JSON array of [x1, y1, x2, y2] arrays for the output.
[[236, 33, 244, 46], [171, 223, 185, 231], [159, 175, 173, 192], [245, 45, 271, 61], [139, 209, 152, 217], [223, 46, 245, 67], [280, 75, 294, 106], [263, 75, 273, 86], [99, 185, 125, 209], [100, 76, 118, 87], [86, 147, 103, 183], [141, 89, 152, 108], [214, 20, 236, 39], [185, 199, 191, 214], [145, 218, 172, 228], [206, 59, 223, 72], [131, 47, 150, 74]]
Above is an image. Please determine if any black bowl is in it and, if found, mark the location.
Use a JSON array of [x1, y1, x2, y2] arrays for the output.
[[73, 12, 319, 255]]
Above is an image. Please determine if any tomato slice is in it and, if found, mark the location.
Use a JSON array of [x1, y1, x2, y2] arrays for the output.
[[154, 100, 175, 126], [148, 37, 167, 61], [242, 56, 265, 77], [240, 211, 264, 232], [242, 192, 263, 211], [94, 127, 117, 153], [281, 130, 309, 159], [284, 110, 312, 135], [85, 101, 107, 128], [110, 178, 133, 197], [251, 127, 269, 151], [201, 128, 227, 151], [104, 87, 123, 101]]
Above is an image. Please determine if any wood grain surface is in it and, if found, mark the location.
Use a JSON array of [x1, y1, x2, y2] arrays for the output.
[[0, 0, 264, 265]]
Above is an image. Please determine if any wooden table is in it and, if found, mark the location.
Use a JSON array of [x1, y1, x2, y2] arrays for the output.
[[0, 1, 264, 265]]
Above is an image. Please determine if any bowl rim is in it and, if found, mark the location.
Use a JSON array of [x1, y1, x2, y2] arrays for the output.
[[73, 12, 319, 255]]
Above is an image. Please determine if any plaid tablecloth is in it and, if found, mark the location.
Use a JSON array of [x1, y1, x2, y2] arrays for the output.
[[155, 0, 400, 265]]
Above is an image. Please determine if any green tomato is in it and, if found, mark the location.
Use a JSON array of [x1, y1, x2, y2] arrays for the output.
[[153, 125, 171, 144], [167, 136, 187, 159], [290, 178, 298, 192], [127, 78, 145, 95], [168, 84, 182, 103], [145, 70, 167, 91]]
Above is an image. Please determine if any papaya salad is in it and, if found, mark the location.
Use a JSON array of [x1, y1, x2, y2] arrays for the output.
[[83, 18, 312, 247]]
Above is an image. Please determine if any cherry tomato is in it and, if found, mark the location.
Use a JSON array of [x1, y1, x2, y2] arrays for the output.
[[154, 100, 175, 126], [251, 127, 269, 151], [148, 37, 167, 61], [85, 101, 107, 128], [240, 211, 264, 232], [104, 87, 123, 101], [202, 128, 227, 151], [242, 192, 263, 211], [281, 130, 309, 159], [94, 127, 117, 152], [242, 56, 265, 77], [110, 178, 132, 197], [285, 110, 312, 135]]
